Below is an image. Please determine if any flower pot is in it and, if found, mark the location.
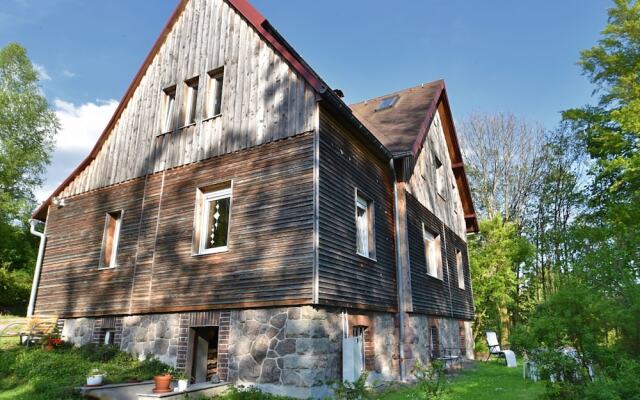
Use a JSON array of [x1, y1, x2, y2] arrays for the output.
[[86, 374, 104, 386], [153, 374, 173, 393], [177, 379, 189, 392]]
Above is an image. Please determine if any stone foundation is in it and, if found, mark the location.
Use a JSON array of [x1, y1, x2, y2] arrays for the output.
[[58, 306, 472, 398]]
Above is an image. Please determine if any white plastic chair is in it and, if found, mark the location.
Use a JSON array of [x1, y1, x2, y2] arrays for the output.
[[486, 331, 517, 367]]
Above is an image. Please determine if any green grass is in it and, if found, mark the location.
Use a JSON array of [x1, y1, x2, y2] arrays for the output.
[[0, 341, 168, 400], [381, 360, 544, 400]]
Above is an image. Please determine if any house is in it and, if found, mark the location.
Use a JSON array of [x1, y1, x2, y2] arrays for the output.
[[28, 0, 477, 397]]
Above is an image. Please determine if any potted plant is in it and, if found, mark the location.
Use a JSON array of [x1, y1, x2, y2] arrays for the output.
[[86, 369, 106, 387], [153, 367, 174, 393], [175, 370, 189, 392]]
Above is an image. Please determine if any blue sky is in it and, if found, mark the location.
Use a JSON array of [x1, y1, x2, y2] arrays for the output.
[[0, 0, 610, 200]]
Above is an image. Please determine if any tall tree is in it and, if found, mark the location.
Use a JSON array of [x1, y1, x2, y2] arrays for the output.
[[563, 0, 640, 291], [459, 112, 545, 224], [0, 43, 58, 313]]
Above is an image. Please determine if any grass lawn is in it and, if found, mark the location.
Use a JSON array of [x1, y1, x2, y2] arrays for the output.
[[0, 339, 168, 400], [381, 360, 544, 400]]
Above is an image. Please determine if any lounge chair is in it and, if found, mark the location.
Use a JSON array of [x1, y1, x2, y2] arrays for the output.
[[485, 331, 517, 367]]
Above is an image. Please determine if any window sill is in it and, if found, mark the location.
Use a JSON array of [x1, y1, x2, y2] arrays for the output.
[[98, 266, 116, 271], [178, 122, 197, 130], [427, 273, 443, 281], [356, 252, 377, 262], [194, 246, 228, 256], [202, 114, 222, 123]]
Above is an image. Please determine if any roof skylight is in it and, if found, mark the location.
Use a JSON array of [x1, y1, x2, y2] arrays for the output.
[[376, 95, 398, 111]]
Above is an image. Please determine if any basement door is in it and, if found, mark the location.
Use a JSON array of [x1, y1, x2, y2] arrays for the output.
[[189, 326, 219, 383]]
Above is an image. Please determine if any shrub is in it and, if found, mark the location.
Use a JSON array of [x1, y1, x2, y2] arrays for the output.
[[412, 360, 449, 400], [330, 373, 373, 400]]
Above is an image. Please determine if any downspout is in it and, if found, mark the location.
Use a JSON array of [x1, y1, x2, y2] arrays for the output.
[[27, 219, 46, 317], [391, 160, 406, 382]]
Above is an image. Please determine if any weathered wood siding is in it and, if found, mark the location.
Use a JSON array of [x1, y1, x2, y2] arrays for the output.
[[406, 110, 466, 239], [60, 0, 315, 198], [35, 134, 315, 317], [317, 108, 397, 311], [406, 192, 473, 320]]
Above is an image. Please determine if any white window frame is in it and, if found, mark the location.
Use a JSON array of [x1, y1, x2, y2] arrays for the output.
[[198, 187, 232, 255], [162, 86, 176, 133], [423, 225, 441, 279], [456, 249, 465, 290], [356, 196, 369, 257], [206, 68, 224, 118], [184, 78, 199, 126], [99, 211, 122, 270]]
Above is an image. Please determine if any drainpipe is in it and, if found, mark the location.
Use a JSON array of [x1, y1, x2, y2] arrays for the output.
[[27, 219, 46, 317], [391, 161, 406, 382]]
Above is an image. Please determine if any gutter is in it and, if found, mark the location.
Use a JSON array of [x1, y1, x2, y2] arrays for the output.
[[27, 219, 46, 317], [390, 161, 406, 381]]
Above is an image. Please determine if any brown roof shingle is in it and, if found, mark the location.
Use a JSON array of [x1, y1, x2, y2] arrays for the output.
[[349, 80, 443, 155]]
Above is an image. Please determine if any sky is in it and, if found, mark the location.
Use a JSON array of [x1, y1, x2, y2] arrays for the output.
[[0, 0, 610, 203]]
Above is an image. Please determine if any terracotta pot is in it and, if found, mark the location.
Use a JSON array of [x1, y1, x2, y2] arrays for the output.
[[44, 343, 54, 352], [153, 374, 173, 393]]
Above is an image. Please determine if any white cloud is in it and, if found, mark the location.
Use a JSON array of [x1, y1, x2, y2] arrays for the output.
[[62, 69, 76, 78], [53, 98, 118, 152], [33, 63, 51, 81]]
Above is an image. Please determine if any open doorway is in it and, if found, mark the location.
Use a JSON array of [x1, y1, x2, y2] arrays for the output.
[[189, 326, 219, 383]]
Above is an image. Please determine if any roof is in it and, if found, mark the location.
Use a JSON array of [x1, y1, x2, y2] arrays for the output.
[[350, 81, 478, 233], [350, 80, 444, 155]]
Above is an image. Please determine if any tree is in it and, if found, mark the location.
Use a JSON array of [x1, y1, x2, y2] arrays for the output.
[[459, 112, 545, 224], [562, 0, 640, 291], [0, 43, 58, 313], [468, 216, 533, 347]]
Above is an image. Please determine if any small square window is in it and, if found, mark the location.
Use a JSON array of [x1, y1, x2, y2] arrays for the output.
[[423, 225, 442, 279], [376, 95, 398, 111], [162, 86, 176, 133], [355, 192, 375, 259], [456, 249, 465, 289], [196, 186, 232, 254], [100, 211, 122, 269], [184, 77, 199, 126], [206, 68, 224, 118]]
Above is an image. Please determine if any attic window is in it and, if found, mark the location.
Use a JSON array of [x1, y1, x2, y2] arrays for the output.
[[376, 95, 398, 111]]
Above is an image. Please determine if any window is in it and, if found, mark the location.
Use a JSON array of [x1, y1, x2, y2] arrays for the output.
[[352, 326, 367, 371], [423, 225, 442, 279], [100, 211, 122, 269], [430, 325, 440, 357], [435, 155, 446, 198], [184, 77, 199, 126], [104, 330, 115, 345], [206, 68, 224, 118], [376, 95, 398, 111], [355, 193, 375, 259], [197, 186, 231, 254], [458, 321, 466, 357], [456, 249, 465, 289], [162, 86, 176, 133]]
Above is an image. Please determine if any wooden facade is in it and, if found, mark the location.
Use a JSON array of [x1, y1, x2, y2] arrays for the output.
[[33, 0, 476, 324], [36, 133, 315, 317], [317, 108, 397, 312], [59, 0, 315, 199]]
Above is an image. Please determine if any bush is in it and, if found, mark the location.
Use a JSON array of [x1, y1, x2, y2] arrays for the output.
[[412, 360, 449, 400], [330, 373, 373, 400]]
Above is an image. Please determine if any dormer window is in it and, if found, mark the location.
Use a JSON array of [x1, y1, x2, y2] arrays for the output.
[[376, 95, 398, 111]]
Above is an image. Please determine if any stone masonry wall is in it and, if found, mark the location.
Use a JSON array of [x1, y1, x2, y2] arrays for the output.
[[227, 306, 343, 399], [120, 313, 182, 367]]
